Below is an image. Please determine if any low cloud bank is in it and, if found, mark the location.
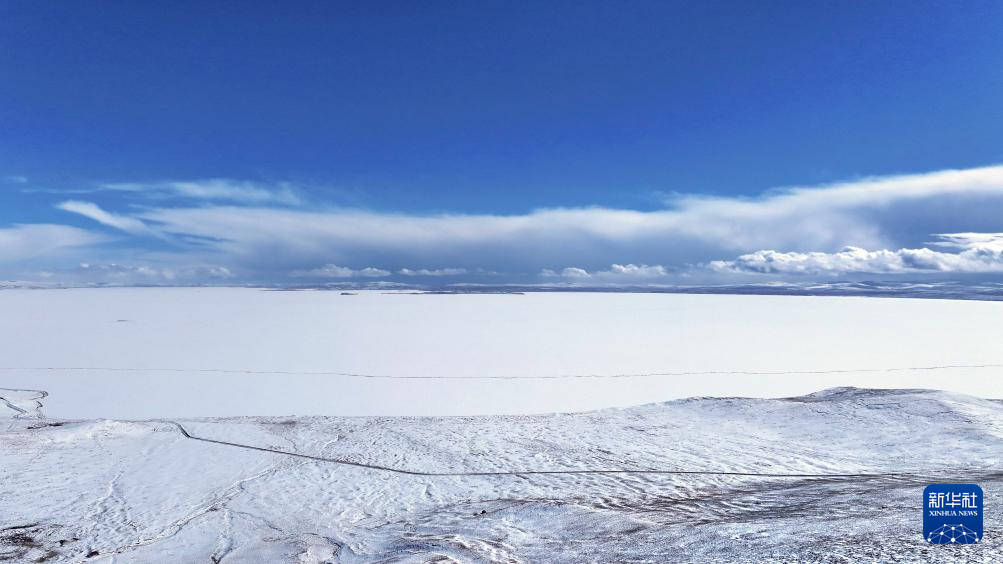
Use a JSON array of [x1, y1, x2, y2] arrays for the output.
[[290, 264, 391, 278], [398, 268, 467, 276], [542, 264, 670, 282], [708, 233, 1003, 275]]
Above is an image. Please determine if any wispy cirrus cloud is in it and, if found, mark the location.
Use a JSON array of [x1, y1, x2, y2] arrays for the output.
[[0, 224, 108, 265], [25, 178, 302, 204], [56, 200, 158, 237], [101, 179, 303, 205]]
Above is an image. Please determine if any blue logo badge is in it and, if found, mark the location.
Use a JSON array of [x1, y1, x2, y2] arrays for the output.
[[924, 484, 983, 544]]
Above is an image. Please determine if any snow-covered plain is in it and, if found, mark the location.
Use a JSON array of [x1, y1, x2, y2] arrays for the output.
[[2, 289, 1002, 562], [3, 387, 1001, 562], [1, 288, 1003, 418]]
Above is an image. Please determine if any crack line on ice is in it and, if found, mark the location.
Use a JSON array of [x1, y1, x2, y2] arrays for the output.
[[2, 363, 1002, 379]]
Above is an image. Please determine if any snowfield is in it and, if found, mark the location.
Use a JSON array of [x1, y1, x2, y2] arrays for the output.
[[2, 387, 1001, 562], [2, 289, 1002, 562], [1, 288, 1003, 418]]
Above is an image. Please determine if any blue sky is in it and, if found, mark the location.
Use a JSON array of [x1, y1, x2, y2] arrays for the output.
[[2, 1, 1003, 285]]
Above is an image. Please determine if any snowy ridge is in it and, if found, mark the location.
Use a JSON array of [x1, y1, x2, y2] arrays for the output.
[[2, 387, 1000, 562]]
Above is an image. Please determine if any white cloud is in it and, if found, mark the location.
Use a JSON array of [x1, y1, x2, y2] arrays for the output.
[[124, 165, 1003, 275], [541, 267, 592, 278], [3, 175, 28, 184], [290, 264, 390, 278], [9, 164, 1003, 283], [0, 224, 107, 264], [708, 233, 1003, 275], [101, 179, 302, 205], [542, 264, 669, 282], [930, 232, 1003, 251], [57, 263, 235, 284], [398, 268, 467, 276], [56, 200, 157, 237], [607, 263, 668, 277]]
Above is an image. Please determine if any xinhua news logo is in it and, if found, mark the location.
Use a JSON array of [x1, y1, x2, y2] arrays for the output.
[[924, 484, 983, 545]]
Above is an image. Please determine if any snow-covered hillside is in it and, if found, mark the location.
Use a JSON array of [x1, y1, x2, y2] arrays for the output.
[[3, 387, 1000, 562]]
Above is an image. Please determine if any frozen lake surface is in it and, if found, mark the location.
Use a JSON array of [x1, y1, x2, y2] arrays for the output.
[[1, 288, 1002, 419]]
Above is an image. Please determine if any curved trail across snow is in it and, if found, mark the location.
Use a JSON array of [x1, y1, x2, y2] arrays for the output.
[[164, 420, 1000, 481], [7, 385, 999, 481]]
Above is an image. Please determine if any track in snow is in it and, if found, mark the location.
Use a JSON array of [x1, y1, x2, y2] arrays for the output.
[[165, 420, 1000, 481]]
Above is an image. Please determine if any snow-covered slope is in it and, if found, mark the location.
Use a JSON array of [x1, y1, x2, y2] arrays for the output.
[[3, 387, 1000, 562]]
